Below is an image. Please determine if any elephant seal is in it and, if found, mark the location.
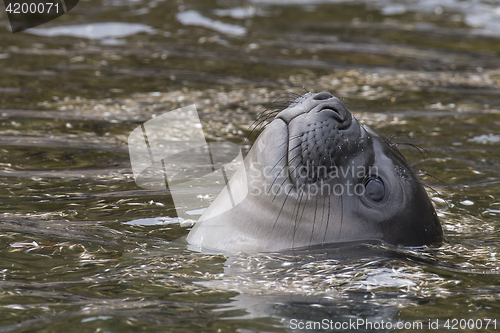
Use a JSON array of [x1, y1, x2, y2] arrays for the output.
[[187, 92, 443, 252]]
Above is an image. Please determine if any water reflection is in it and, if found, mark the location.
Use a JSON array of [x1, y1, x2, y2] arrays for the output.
[[27, 22, 155, 40], [176, 10, 247, 36]]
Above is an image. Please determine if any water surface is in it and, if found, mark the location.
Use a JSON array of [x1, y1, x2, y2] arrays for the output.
[[0, 0, 499, 331]]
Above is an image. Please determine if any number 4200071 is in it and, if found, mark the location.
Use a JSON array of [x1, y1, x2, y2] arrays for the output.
[[5, 2, 60, 14], [444, 319, 496, 330]]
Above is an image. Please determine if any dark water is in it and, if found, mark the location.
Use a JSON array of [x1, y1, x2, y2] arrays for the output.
[[0, 0, 499, 331]]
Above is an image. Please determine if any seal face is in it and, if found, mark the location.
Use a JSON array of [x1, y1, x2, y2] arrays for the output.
[[187, 92, 443, 252]]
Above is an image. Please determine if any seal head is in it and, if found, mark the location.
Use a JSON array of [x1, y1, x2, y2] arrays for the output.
[[187, 92, 443, 252]]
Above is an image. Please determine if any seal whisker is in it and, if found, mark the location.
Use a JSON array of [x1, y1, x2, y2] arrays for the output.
[[267, 146, 295, 196], [275, 134, 303, 149], [268, 152, 288, 175], [385, 131, 409, 142], [268, 141, 302, 193], [288, 92, 303, 99], [251, 112, 279, 129], [407, 178, 452, 210], [288, 149, 304, 165], [267, 161, 287, 195], [328, 150, 337, 170], [252, 107, 277, 123], [288, 142, 302, 152], [391, 139, 445, 191], [415, 171, 446, 186], [295, 189, 309, 247], [271, 94, 301, 108], [322, 193, 331, 244], [309, 192, 319, 246], [248, 108, 283, 139], [251, 111, 281, 127], [255, 113, 279, 124], [255, 107, 280, 117], [291, 191, 305, 248], [290, 170, 302, 189], [271, 181, 292, 231], [288, 152, 307, 184], [271, 101, 296, 106], [393, 142, 431, 160], [248, 120, 270, 139], [336, 194, 343, 242], [380, 123, 394, 136], [271, 175, 289, 203]]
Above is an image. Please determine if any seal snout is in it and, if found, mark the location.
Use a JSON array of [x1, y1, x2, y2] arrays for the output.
[[313, 91, 334, 100], [315, 95, 352, 129], [318, 105, 348, 126], [282, 92, 361, 187], [276, 91, 351, 126], [313, 92, 346, 122]]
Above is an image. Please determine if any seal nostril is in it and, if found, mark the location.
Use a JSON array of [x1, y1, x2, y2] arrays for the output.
[[314, 92, 333, 101]]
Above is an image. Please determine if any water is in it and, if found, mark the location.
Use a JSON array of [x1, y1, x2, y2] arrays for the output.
[[0, 0, 499, 331]]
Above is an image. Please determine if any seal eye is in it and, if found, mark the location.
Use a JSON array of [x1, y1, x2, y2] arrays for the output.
[[365, 178, 385, 202]]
